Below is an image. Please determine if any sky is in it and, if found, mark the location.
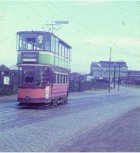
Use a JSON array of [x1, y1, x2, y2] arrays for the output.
[[0, 0, 139, 73]]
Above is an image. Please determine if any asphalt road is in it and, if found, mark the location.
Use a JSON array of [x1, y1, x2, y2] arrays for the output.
[[0, 86, 140, 151]]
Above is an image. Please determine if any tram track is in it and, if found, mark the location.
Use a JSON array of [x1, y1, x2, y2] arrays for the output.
[[0, 87, 140, 132], [0, 95, 137, 132]]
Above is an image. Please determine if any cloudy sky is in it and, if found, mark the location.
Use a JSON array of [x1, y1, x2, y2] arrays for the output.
[[0, 0, 139, 73]]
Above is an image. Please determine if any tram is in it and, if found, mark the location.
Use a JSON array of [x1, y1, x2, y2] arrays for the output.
[[16, 31, 72, 106]]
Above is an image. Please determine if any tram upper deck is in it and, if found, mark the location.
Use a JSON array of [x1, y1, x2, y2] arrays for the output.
[[16, 31, 72, 70]]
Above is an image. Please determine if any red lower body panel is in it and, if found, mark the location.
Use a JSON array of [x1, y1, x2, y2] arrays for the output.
[[18, 84, 68, 104]]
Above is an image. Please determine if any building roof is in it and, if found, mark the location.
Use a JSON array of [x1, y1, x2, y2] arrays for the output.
[[9, 65, 18, 70], [128, 70, 140, 75], [0, 64, 10, 71], [91, 62, 101, 68], [91, 61, 128, 69], [99, 61, 127, 68]]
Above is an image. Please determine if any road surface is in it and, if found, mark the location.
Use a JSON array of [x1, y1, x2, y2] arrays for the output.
[[0, 86, 140, 151]]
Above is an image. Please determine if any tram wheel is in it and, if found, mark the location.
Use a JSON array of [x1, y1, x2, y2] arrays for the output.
[[42, 103, 47, 109], [64, 99, 68, 104], [52, 100, 58, 107]]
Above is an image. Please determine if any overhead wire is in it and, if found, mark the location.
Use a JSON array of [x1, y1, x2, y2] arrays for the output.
[[22, 1, 46, 22], [47, 2, 96, 35], [22, 1, 55, 31]]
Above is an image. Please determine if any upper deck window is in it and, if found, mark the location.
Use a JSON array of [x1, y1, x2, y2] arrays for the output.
[[17, 33, 45, 51]]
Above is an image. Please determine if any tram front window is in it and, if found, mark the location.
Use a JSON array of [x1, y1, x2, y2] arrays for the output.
[[17, 33, 45, 51], [26, 38, 36, 50], [20, 67, 54, 87], [22, 67, 44, 87], [24, 71, 34, 86], [25, 75, 34, 84]]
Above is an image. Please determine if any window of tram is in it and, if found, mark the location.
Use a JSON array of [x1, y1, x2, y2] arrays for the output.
[[17, 33, 45, 51], [64, 47, 67, 58], [66, 48, 71, 60], [66, 75, 68, 83], [54, 73, 57, 84], [51, 36, 56, 53], [60, 74, 63, 83], [63, 75, 65, 84], [23, 68, 34, 86], [24, 67, 45, 86], [59, 43, 62, 56], [66, 48, 68, 59], [45, 34, 51, 51], [56, 73, 59, 84], [69, 48, 71, 60], [56, 38, 59, 54], [62, 45, 64, 57], [18, 67, 23, 87], [35, 67, 44, 86], [68, 48, 70, 60]]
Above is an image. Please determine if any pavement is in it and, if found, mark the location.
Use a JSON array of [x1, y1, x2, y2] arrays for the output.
[[60, 107, 140, 152], [0, 94, 17, 103]]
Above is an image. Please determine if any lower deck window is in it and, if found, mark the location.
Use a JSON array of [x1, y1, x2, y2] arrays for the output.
[[18, 66, 69, 87], [55, 73, 68, 84]]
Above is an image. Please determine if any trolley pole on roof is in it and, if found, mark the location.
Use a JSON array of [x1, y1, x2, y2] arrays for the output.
[[44, 20, 69, 33], [108, 47, 112, 93]]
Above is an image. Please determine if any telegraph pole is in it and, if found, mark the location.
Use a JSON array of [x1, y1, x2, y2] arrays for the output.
[[118, 62, 121, 91], [108, 47, 112, 92], [113, 62, 116, 89]]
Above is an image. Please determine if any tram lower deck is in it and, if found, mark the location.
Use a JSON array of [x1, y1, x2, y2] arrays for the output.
[[17, 65, 69, 105]]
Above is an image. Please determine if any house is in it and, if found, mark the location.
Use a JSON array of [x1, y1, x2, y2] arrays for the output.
[[90, 61, 128, 82], [0, 64, 18, 95], [126, 70, 140, 85]]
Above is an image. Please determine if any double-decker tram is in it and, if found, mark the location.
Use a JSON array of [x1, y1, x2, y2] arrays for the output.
[[16, 31, 72, 107]]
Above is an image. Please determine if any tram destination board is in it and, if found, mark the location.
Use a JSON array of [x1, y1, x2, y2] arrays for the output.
[[21, 52, 39, 63]]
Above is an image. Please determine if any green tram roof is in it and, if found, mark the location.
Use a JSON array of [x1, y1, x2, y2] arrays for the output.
[[17, 31, 72, 49]]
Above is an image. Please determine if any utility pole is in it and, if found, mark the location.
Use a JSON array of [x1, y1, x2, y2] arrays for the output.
[[108, 47, 112, 92], [113, 62, 116, 89], [118, 62, 121, 91]]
